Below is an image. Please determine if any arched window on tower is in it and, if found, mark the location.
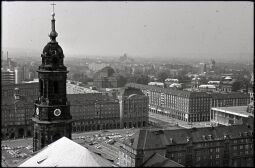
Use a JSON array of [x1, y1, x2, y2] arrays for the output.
[[54, 81, 59, 94]]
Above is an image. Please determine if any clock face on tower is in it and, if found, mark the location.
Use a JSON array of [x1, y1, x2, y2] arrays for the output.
[[54, 109, 61, 116], [36, 107, 39, 115]]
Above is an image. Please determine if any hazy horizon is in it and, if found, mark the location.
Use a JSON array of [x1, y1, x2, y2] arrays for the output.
[[2, 1, 254, 62]]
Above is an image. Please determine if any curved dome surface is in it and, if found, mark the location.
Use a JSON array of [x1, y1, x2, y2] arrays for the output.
[[43, 42, 63, 57]]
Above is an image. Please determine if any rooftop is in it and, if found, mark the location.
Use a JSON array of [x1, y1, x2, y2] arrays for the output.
[[126, 83, 210, 98], [19, 137, 113, 167], [211, 106, 253, 118], [123, 124, 253, 150], [142, 153, 184, 167], [67, 82, 99, 94], [199, 84, 216, 89]]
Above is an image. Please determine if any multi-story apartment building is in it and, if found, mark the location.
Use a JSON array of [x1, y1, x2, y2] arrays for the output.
[[69, 93, 120, 132], [119, 120, 254, 167], [126, 83, 211, 122], [1, 83, 39, 139], [118, 87, 149, 129], [1, 69, 15, 85], [210, 92, 250, 107], [1, 84, 149, 139], [126, 83, 250, 123]]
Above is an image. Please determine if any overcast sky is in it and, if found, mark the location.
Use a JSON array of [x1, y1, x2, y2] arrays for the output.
[[2, 1, 254, 60]]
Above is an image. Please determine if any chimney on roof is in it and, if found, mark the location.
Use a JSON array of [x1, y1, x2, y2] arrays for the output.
[[202, 135, 206, 141], [169, 138, 173, 144]]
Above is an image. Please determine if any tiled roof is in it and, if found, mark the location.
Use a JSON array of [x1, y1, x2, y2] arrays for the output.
[[124, 124, 253, 150], [209, 92, 249, 99], [125, 83, 210, 98], [67, 93, 116, 105], [211, 106, 252, 117], [142, 153, 184, 167], [19, 137, 113, 167]]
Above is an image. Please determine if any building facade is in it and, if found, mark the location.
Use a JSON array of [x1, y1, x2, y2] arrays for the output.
[[126, 83, 211, 122], [1, 69, 15, 85], [126, 83, 250, 123], [119, 123, 254, 167], [32, 12, 72, 152], [2, 85, 148, 139], [1, 83, 39, 139], [69, 93, 120, 132], [118, 87, 149, 129], [210, 92, 250, 107], [14, 66, 24, 84]]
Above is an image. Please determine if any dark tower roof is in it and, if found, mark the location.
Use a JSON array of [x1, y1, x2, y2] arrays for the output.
[[39, 9, 66, 71], [42, 12, 62, 55]]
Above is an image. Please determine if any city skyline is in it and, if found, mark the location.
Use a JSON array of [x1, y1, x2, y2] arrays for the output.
[[2, 1, 254, 62]]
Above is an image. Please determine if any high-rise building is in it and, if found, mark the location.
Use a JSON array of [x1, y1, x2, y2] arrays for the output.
[[1, 69, 15, 85], [199, 63, 207, 74], [209, 58, 216, 71], [22, 64, 30, 80], [15, 66, 24, 84], [32, 10, 72, 152]]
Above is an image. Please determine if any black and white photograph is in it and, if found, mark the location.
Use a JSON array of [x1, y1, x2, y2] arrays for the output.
[[1, 1, 254, 167]]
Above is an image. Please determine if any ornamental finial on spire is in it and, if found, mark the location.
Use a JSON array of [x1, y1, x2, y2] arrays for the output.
[[51, 2, 56, 19], [49, 2, 58, 42]]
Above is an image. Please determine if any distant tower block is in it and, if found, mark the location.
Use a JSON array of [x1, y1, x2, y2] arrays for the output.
[[15, 67, 23, 84]]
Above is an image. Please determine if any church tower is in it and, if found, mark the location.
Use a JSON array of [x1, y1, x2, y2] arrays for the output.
[[32, 4, 72, 152]]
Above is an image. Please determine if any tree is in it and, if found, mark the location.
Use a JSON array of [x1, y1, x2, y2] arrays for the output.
[[136, 75, 149, 85], [117, 75, 127, 87], [232, 81, 242, 91], [156, 71, 168, 82]]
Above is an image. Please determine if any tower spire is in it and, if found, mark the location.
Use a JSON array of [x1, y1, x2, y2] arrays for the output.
[[49, 2, 58, 42]]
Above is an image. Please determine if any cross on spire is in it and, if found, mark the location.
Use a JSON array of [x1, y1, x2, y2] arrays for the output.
[[51, 2, 56, 14], [49, 1, 58, 42]]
